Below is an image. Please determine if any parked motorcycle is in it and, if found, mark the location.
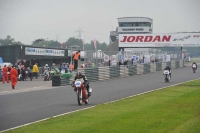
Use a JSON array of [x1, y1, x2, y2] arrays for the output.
[[73, 79, 92, 105], [44, 70, 50, 81], [163, 70, 170, 83], [50, 68, 59, 80]]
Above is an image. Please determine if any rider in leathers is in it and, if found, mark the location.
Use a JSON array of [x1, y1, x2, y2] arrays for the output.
[[164, 66, 171, 79], [72, 72, 91, 96], [43, 64, 50, 77], [192, 62, 197, 70]]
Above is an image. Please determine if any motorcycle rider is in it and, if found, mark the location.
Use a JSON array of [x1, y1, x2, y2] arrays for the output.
[[43, 64, 50, 72], [192, 62, 197, 70], [51, 63, 59, 73], [164, 66, 171, 79], [43, 64, 50, 79], [72, 72, 91, 97], [61, 63, 68, 73]]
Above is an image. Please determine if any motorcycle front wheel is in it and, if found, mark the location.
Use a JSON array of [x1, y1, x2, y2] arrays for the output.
[[77, 89, 82, 105]]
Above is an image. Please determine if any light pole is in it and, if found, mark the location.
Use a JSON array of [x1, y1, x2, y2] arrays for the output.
[[47, 38, 49, 47]]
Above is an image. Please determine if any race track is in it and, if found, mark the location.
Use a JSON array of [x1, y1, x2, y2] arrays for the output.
[[0, 66, 199, 131]]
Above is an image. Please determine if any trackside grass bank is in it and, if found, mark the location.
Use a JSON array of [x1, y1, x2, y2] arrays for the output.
[[4, 80, 200, 133]]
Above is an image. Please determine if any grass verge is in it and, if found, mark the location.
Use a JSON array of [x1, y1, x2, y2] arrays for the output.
[[5, 79, 200, 133]]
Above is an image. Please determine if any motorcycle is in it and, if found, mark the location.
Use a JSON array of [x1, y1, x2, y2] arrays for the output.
[[50, 68, 60, 80], [44, 70, 50, 81], [73, 79, 92, 105], [163, 70, 170, 83], [60, 69, 66, 74]]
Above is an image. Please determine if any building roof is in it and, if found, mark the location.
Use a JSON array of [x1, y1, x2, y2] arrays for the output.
[[117, 17, 153, 20]]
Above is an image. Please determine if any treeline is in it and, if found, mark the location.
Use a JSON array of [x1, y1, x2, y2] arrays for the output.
[[0, 36, 109, 51]]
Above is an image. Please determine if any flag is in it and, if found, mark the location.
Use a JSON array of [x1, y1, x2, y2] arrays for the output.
[[81, 36, 85, 44], [94, 37, 96, 49]]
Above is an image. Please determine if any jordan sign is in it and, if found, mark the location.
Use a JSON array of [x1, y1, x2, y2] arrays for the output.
[[119, 33, 200, 47]]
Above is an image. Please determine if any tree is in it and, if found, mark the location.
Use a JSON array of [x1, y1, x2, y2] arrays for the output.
[[0, 35, 15, 45], [66, 37, 83, 49], [31, 39, 61, 48], [83, 40, 108, 51]]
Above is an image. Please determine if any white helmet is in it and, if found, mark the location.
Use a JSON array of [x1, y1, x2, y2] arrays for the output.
[[45, 64, 48, 67]]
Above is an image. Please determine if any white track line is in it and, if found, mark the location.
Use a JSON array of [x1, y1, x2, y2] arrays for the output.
[[1, 78, 200, 133]]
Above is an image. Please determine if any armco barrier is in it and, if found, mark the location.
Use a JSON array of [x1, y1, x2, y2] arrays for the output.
[[52, 60, 184, 86]]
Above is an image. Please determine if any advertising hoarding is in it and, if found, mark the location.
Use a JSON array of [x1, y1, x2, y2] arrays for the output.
[[25, 47, 65, 56], [119, 33, 200, 47]]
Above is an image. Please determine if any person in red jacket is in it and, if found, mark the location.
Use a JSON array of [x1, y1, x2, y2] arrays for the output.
[[10, 66, 18, 89], [2, 65, 9, 83]]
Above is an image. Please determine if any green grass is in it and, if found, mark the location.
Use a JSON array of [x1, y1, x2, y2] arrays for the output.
[[5, 79, 200, 133]]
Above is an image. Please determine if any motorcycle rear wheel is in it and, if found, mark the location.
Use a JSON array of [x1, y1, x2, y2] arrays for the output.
[[85, 99, 88, 104], [44, 76, 47, 81], [165, 75, 169, 83]]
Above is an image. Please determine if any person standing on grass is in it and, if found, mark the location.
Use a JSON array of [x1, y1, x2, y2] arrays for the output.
[[10, 66, 18, 89]]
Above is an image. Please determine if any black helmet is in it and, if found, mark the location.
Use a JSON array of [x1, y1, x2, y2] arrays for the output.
[[76, 72, 82, 77]]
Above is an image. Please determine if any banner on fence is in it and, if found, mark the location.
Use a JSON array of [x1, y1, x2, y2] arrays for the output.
[[25, 47, 65, 56]]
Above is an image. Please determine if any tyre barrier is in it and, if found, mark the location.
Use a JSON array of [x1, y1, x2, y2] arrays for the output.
[[52, 75, 61, 86], [60, 78, 71, 86], [52, 60, 184, 87]]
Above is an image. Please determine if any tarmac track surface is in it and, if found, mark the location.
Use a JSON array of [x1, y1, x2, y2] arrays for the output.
[[0, 66, 199, 131]]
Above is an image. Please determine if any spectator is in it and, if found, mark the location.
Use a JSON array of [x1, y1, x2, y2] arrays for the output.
[[85, 61, 88, 68], [143, 56, 145, 63], [92, 62, 96, 68], [69, 63, 74, 71], [21, 67, 26, 81], [0, 66, 2, 81], [18, 62, 22, 75], [108, 60, 111, 66], [27, 67, 33, 81], [32, 63, 39, 79], [117, 60, 123, 66], [88, 61, 92, 68]]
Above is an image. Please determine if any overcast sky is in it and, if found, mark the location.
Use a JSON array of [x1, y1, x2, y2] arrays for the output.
[[0, 0, 199, 45]]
